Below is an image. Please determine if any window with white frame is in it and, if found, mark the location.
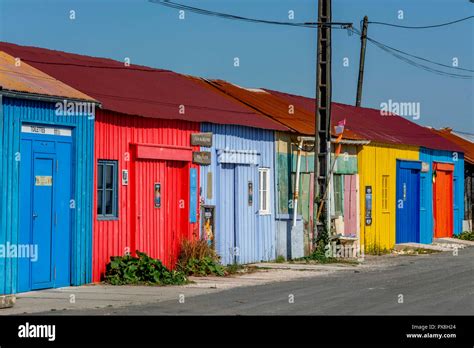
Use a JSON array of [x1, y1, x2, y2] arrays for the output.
[[259, 168, 271, 214]]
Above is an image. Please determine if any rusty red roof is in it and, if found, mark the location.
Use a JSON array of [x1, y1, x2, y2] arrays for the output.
[[265, 89, 463, 152], [429, 128, 474, 164], [0, 41, 288, 131], [0, 51, 96, 102], [194, 79, 363, 140]]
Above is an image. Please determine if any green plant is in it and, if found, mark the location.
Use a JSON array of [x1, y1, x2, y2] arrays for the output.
[[104, 251, 188, 285], [364, 245, 392, 255], [180, 256, 225, 276], [297, 248, 336, 264], [275, 255, 286, 263], [178, 239, 225, 276], [454, 231, 474, 241]]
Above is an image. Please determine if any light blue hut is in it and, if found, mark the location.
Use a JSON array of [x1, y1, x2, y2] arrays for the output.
[[198, 124, 277, 265]]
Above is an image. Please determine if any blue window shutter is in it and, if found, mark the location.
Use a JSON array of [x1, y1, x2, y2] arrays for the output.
[[189, 168, 197, 223]]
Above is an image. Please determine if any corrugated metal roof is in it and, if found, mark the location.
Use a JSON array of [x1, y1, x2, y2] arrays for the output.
[[266, 89, 463, 152], [195, 79, 363, 140], [429, 128, 474, 164], [0, 42, 288, 131], [0, 51, 96, 102], [194, 79, 314, 133]]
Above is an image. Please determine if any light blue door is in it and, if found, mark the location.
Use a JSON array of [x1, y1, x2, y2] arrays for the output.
[[234, 164, 258, 264], [216, 163, 235, 265], [396, 160, 421, 244]]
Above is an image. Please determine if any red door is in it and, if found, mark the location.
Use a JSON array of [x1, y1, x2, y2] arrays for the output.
[[133, 159, 189, 268], [433, 162, 454, 238]]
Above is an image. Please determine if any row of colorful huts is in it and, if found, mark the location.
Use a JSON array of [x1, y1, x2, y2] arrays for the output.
[[0, 42, 473, 294]]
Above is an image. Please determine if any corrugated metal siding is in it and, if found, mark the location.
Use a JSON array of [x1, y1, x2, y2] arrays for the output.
[[200, 123, 275, 264], [358, 143, 419, 252], [419, 148, 464, 243], [93, 110, 200, 281], [134, 160, 191, 267], [0, 96, 94, 294]]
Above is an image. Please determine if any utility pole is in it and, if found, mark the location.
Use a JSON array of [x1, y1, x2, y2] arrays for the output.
[[313, 0, 332, 249], [355, 16, 369, 107]]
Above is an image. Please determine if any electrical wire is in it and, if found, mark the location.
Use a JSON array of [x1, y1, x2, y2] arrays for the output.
[[366, 36, 474, 73], [368, 15, 474, 29], [148, 0, 352, 29], [350, 27, 473, 79]]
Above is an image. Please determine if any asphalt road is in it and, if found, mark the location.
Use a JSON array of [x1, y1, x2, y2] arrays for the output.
[[43, 247, 474, 315]]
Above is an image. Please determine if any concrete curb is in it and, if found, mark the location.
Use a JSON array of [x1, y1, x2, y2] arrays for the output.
[[249, 262, 358, 271], [434, 238, 474, 246], [394, 243, 451, 252], [0, 295, 16, 309]]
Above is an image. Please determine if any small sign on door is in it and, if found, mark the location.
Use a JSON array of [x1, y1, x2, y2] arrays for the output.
[[35, 176, 52, 186], [365, 186, 372, 226], [154, 183, 161, 208]]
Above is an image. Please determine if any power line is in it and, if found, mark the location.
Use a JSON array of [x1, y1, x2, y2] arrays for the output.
[[368, 15, 474, 29], [148, 0, 352, 29], [350, 27, 473, 79], [365, 36, 474, 73], [368, 39, 473, 79]]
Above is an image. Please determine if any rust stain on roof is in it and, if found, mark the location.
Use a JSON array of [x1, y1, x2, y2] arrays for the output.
[[0, 51, 96, 102], [193, 79, 364, 140], [202, 79, 315, 135], [429, 128, 474, 164]]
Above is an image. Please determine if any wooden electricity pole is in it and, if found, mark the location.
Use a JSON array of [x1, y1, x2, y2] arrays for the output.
[[313, 0, 332, 247], [356, 16, 369, 107]]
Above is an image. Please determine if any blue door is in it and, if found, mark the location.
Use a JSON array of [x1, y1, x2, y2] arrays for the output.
[[396, 160, 421, 243], [19, 125, 73, 292], [31, 154, 56, 289]]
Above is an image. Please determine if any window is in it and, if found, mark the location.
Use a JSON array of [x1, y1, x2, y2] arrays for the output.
[[333, 175, 343, 216], [97, 160, 118, 219], [382, 175, 389, 211], [259, 168, 271, 214]]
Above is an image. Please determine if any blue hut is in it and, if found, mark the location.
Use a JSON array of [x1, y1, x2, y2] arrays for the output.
[[419, 147, 464, 243], [0, 51, 97, 294]]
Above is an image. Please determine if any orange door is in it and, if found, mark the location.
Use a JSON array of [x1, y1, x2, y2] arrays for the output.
[[433, 162, 454, 238]]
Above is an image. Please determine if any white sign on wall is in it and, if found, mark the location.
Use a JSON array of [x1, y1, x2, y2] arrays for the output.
[[21, 124, 72, 137]]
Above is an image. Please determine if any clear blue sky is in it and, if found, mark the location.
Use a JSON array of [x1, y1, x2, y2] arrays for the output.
[[0, 0, 473, 132]]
